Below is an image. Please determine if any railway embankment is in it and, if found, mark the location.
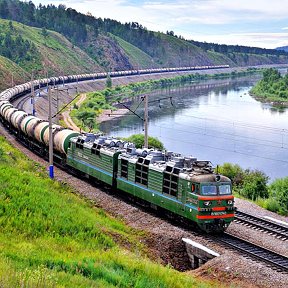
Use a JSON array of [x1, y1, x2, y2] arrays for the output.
[[0, 121, 287, 288], [0, 133, 214, 288]]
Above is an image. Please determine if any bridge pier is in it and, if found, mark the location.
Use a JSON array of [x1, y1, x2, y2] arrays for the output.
[[182, 238, 219, 269]]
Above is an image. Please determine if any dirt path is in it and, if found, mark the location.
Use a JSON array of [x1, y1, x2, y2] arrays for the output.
[[96, 108, 129, 123], [61, 93, 87, 132]]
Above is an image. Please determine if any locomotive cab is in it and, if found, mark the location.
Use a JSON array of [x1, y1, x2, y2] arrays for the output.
[[185, 171, 235, 233]]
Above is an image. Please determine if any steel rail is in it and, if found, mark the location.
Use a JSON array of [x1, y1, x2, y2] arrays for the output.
[[216, 233, 288, 272], [235, 210, 288, 241]]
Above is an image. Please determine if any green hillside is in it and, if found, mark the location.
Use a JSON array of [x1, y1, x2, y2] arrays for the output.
[[0, 55, 29, 90], [1, 0, 288, 84], [112, 34, 157, 69], [0, 136, 221, 287], [0, 18, 102, 89], [151, 33, 228, 66]]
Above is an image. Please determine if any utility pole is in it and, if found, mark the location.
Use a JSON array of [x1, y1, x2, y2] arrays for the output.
[[46, 70, 49, 92], [62, 70, 65, 86], [116, 95, 173, 149], [48, 86, 54, 179], [144, 95, 148, 148], [56, 88, 59, 122], [47, 85, 78, 179], [31, 71, 36, 116]]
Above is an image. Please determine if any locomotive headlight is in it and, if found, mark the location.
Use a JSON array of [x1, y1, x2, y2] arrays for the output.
[[203, 201, 212, 206], [227, 200, 233, 205], [215, 175, 221, 182]]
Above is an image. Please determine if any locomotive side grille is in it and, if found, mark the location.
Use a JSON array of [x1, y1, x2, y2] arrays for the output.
[[162, 166, 179, 197], [120, 159, 128, 179], [135, 158, 150, 186]]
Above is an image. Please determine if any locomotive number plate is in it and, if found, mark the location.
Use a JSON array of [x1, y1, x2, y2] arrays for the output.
[[211, 212, 226, 216]]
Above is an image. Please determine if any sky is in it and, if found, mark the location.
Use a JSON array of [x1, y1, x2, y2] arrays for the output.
[[31, 0, 288, 49]]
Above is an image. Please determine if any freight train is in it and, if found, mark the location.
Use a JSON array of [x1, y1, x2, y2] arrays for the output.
[[0, 65, 235, 233]]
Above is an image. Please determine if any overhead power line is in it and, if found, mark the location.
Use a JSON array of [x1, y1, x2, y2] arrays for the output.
[[156, 133, 288, 165]]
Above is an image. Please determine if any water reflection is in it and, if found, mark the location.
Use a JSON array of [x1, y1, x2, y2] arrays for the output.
[[100, 75, 288, 180]]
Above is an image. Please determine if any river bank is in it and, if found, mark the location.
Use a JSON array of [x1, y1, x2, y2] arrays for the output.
[[249, 67, 288, 108], [75, 67, 262, 131]]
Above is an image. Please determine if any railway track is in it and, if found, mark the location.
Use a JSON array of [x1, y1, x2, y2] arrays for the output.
[[217, 233, 288, 273], [235, 210, 288, 241], [13, 93, 29, 110], [1, 123, 288, 276]]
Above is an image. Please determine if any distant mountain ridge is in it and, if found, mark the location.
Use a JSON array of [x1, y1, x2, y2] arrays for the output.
[[276, 46, 288, 52], [1, 0, 288, 90]]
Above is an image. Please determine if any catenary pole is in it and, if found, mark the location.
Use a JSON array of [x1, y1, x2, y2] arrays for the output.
[[31, 71, 36, 116], [48, 86, 54, 179], [144, 95, 148, 148]]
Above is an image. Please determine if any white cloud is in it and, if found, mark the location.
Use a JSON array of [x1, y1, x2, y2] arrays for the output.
[[31, 1, 288, 48], [32, 0, 288, 23], [186, 32, 288, 49]]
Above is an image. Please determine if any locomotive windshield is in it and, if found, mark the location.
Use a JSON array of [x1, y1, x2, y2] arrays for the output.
[[201, 185, 217, 195], [219, 184, 231, 195], [201, 184, 231, 195]]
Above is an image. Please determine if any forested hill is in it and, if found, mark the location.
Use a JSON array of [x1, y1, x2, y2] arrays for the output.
[[276, 46, 288, 52], [1, 0, 288, 90], [0, 18, 102, 90]]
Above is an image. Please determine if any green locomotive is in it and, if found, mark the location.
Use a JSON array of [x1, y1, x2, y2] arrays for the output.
[[67, 134, 235, 233]]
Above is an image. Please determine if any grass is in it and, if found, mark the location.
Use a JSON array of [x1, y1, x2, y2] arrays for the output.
[[0, 136, 220, 287], [0, 55, 29, 90], [112, 34, 156, 69]]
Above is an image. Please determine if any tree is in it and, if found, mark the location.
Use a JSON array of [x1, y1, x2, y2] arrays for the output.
[[41, 27, 48, 38], [240, 169, 269, 200], [123, 134, 164, 150], [106, 74, 112, 88], [0, 0, 9, 19], [262, 68, 281, 83], [8, 20, 14, 30], [218, 163, 244, 186]]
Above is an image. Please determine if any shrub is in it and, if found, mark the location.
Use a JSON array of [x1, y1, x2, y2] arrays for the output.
[[263, 198, 281, 213], [269, 177, 288, 215], [0, 146, 4, 160]]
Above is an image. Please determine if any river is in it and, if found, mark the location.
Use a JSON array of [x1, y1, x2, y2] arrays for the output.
[[100, 74, 288, 181]]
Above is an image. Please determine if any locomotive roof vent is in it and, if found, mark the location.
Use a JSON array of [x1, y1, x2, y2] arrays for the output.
[[126, 147, 137, 155], [184, 157, 197, 168], [165, 151, 173, 159], [192, 160, 213, 174], [150, 150, 163, 157], [84, 133, 97, 143], [95, 136, 107, 145], [105, 139, 123, 148], [171, 156, 185, 168], [124, 142, 135, 149], [149, 150, 165, 163], [136, 148, 148, 157]]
